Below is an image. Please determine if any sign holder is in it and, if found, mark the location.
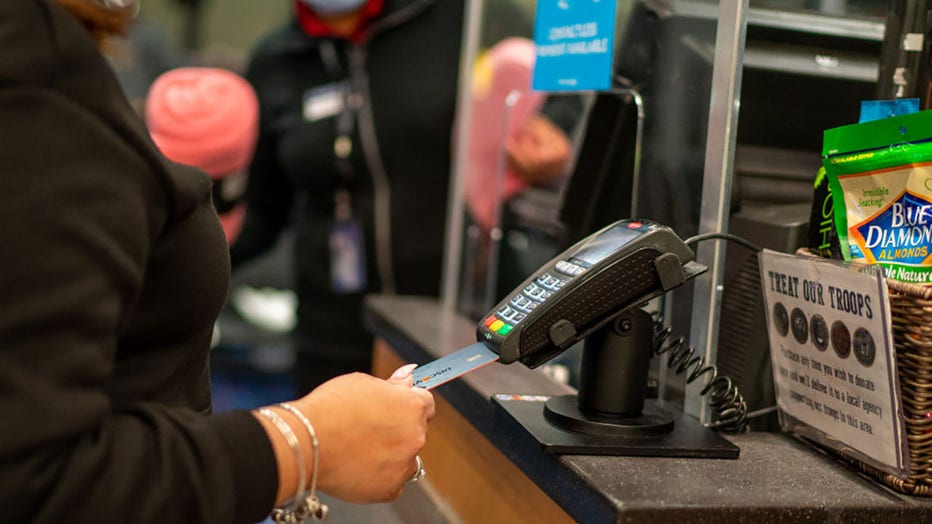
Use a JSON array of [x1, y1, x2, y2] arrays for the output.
[[759, 250, 909, 477]]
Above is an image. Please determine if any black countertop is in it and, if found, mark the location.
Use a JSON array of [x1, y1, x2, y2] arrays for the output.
[[364, 295, 932, 523]]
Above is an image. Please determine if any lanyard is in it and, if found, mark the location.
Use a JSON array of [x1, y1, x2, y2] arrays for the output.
[[318, 40, 369, 293], [320, 40, 357, 221]]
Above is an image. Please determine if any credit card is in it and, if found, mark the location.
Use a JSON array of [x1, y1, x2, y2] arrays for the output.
[[412, 342, 500, 389]]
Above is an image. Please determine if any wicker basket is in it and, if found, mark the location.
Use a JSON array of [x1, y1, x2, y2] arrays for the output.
[[797, 249, 932, 496]]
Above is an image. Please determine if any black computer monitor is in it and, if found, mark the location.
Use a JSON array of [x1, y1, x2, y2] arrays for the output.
[[558, 92, 640, 243]]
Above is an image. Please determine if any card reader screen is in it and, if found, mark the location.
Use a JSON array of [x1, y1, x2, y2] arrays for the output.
[[571, 224, 644, 265]]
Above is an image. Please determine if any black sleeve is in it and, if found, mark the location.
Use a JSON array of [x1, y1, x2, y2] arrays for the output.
[[0, 89, 276, 524], [229, 50, 297, 269]]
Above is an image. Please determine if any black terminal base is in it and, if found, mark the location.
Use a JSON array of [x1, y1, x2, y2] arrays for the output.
[[493, 395, 740, 459], [545, 395, 674, 437]]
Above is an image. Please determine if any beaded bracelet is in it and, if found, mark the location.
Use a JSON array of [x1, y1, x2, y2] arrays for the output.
[[255, 408, 307, 522], [279, 403, 329, 521]]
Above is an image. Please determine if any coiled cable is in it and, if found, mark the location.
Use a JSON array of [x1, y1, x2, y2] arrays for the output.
[[652, 318, 749, 434], [648, 230, 763, 434]]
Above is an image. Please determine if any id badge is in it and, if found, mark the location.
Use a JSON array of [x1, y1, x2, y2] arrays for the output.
[[329, 218, 367, 293], [303, 81, 348, 122]]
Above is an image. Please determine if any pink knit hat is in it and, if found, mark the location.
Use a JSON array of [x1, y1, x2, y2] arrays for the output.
[[146, 67, 259, 243], [465, 37, 545, 231], [146, 67, 259, 179]]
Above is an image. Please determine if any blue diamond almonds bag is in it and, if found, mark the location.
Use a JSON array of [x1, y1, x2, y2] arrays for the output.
[[823, 109, 932, 284]]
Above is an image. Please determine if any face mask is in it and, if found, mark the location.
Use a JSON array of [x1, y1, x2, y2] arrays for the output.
[[300, 0, 369, 17]]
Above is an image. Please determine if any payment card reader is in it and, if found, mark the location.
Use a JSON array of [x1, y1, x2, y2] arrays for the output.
[[413, 219, 705, 389], [411, 218, 740, 458], [478, 219, 706, 368]]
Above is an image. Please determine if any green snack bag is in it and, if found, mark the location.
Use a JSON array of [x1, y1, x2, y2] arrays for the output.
[[822, 109, 932, 284], [807, 166, 843, 259]]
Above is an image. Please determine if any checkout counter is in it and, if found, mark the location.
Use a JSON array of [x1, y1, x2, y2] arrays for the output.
[[365, 294, 932, 523], [368, 1, 932, 521]]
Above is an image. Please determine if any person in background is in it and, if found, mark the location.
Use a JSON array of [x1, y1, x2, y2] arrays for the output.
[[145, 66, 256, 245], [0, 1, 433, 522], [465, 36, 570, 232], [233, 0, 574, 394]]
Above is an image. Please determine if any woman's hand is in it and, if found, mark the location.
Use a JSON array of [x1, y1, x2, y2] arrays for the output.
[[291, 367, 435, 502], [505, 115, 572, 185]]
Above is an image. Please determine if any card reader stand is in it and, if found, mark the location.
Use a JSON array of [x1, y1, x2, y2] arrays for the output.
[[493, 307, 740, 458]]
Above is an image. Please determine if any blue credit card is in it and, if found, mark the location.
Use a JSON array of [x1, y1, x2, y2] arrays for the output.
[[412, 342, 500, 389]]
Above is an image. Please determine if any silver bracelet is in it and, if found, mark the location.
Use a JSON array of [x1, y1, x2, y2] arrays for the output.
[[279, 403, 329, 521], [256, 408, 307, 522]]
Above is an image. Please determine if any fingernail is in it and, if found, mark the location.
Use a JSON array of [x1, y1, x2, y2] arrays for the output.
[[391, 364, 418, 379]]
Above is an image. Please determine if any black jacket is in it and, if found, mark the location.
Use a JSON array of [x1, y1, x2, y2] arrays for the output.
[[231, 0, 465, 352], [0, 2, 275, 522]]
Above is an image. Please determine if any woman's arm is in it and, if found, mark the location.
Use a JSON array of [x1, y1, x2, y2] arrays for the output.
[[253, 369, 434, 506], [0, 88, 277, 524], [228, 52, 298, 269]]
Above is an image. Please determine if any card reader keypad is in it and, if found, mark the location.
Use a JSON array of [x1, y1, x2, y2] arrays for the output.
[[536, 272, 564, 291], [510, 294, 537, 312], [555, 260, 586, 277], [484, 267, 572, 337], [497, 305, 526, 322]]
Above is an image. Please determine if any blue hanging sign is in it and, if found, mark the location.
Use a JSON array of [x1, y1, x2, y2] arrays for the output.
[[532, 0, 617, 92]]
